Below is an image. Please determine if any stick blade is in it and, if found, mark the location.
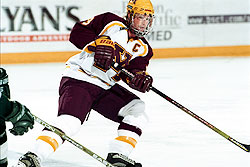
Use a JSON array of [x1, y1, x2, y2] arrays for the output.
[[242, 144, 250, 152], [229, 137, 250, 153]]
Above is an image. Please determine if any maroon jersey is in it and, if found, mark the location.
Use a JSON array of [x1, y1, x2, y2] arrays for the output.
[[64, 12, 153, 89], [70, 12, 153, 70]]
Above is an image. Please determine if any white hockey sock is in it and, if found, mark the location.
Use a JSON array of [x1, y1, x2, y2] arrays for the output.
[[29, 115, 81, 161], [30, 130, 63, 161], [109, 130, 140, 156], [109, 138, 134, 156]]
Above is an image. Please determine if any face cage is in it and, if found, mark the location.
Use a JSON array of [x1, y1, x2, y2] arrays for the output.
[[129, 14, 154, 38]]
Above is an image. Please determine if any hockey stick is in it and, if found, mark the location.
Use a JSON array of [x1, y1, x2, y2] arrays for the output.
[[113, 63, 250, 152], [31, 114, 115, 167], [150, 87, 250, 152]]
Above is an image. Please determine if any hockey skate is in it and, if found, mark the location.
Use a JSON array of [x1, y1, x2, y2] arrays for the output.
[[15, 152, 41, 167], [107, 153, 142, 167]]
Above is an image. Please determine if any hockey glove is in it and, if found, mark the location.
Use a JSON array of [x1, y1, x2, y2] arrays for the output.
[[88, 36, 115, 71], [127, 71, 153, 93], [0, 68, 10, 98], [5, 101, 34, 135]]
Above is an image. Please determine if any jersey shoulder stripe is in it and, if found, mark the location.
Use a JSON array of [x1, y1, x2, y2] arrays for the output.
[[99, 21, 127, 36]]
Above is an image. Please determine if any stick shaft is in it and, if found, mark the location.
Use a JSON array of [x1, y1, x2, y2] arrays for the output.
[[150, 86, 249, 152], [32, 114, 115, 167]]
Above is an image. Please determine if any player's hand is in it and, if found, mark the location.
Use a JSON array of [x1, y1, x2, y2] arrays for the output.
[[88, 36, 115, 71], [5, 101, 34, 135], [128, 71, 153, 93]]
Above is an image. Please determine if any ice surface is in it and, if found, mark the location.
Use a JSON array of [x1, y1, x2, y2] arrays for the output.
[[2, 57, 250, 167]]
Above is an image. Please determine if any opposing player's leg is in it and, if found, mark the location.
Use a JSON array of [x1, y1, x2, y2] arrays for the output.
[[0, 68, 10, 167], [0, 119, 8, 167], [94, 84, 148, 166]]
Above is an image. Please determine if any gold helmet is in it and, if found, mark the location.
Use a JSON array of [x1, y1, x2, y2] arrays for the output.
[[126, 0, 154, 37], [127, 0, 154, 16]]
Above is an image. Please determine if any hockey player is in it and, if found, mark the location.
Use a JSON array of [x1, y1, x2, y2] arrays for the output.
[[17, 0, 154, 166], [0, 68, 34, 167]]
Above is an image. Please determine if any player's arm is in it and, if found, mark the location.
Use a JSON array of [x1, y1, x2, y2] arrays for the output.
[[0, 94, 34, 135], [0, 68, 34, 136], [121, 59, 153, 93], [70, 12, 121, 50], [122, 69, 153, 93], [69, 21, 97, 50]]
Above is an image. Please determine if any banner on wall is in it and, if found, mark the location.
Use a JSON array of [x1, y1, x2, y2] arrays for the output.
[[1, 0, 249, 54]]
